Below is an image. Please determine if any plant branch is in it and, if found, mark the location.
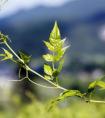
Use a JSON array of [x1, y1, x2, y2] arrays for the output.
[[5, 42, 67, 91], [8, 77, 26, 82], [27, 77, 58, 89], [8, 77, 58, 89], [27, 66, 67, 91]]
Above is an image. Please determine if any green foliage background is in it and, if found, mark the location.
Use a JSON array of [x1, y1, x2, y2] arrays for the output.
[[0, 97, 105, 118]]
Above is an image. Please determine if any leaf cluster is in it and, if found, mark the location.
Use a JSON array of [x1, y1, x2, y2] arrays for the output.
[[0, 32, 8, 43], [0, 48, 13, 61], [43, 22, 69, 82]]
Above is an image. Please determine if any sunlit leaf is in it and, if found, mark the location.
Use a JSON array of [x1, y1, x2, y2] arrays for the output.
[[0, 48, 13, 61], [88, 80, 105, 93], [43, 22, 70, 83], [60, 90, 83, 98], [44, 75, 52, 80], [50, 21, 61, 43], [0, 32, 8, 43], [54, 49, 65, 61], [53, 41, 63, 51], [44, 64, 53, 76], [97, 81, 105, 89], [43, 54, 53, 62], [44, 41, 54, 51], [48, 90, 83, 111]]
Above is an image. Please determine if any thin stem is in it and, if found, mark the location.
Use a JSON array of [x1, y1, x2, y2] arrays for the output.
[[8, 77, 26, 82], [52, 52, 55, 70], [52, 60, 54, 71], [27, 78, 58, 89], [18, 68, 21, 79], [56, 77, 59, 85], [52, 63, 54, 70], [9, 75, 57, 89], [26, 69, 29, 78], [89, 100, 105, 104]]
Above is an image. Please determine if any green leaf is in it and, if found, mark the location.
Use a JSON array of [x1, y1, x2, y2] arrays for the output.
[[19, 51, 31, 64], [48, 90, 83, 110], [52, 40, 63, 51], [97, 81, 105, 89], [3, 49, 12, 58], [54, 49, 65, 61], [44, 64, 53, 76], [44, 75, 52, 80], [0, 32, 8, 43], [88, 81, 97, 93], [0, 48, 13, 61], [43, 22, 70, 81], [49, 22, 61, 46], [44, 41, 54, 51], [60, 90, 83, 98], [54, 45, 70, 61], [43, 54, 53, 62], [88, 80, 105, 93], [50, 21, 61, 42]]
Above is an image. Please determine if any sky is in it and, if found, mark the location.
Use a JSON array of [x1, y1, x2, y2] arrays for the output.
[[0, 0, 74, 18]]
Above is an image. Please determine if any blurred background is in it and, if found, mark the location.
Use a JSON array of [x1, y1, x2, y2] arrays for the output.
[[0, 0, 105, 117]]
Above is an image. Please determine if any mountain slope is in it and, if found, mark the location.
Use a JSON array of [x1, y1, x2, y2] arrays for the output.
[[0, 0, 105, 62]]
